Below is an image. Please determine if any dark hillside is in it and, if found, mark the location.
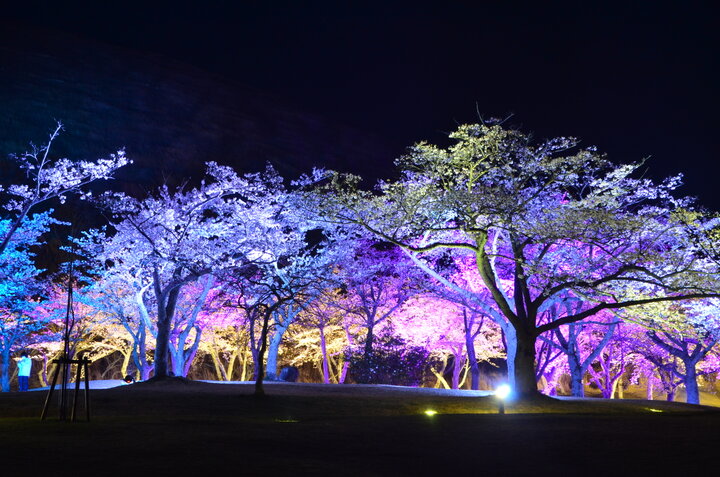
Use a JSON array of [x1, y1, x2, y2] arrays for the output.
[[0, 23, 396, 195]]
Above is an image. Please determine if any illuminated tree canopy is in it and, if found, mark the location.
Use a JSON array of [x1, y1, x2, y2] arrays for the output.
[[306, 123, 720, 396], [2, 121, 720, 403]]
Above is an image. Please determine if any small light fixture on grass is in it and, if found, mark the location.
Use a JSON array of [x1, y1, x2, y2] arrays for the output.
[[424, 409, 438, 417], [495, 384, 511, 414]]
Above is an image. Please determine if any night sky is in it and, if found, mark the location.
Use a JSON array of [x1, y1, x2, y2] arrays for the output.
[[4, 1, 720, 208]]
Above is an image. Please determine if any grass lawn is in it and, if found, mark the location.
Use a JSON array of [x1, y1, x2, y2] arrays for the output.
[[1, 380, 718, 476]]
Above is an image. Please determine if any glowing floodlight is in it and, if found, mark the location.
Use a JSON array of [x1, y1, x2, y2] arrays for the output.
[[495, 384, 512, 414], [424, 410, 438, 417], [495, 384, 512, 400]]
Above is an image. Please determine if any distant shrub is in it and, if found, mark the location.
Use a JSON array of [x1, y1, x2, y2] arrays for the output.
[[346, 334, 435, 386]]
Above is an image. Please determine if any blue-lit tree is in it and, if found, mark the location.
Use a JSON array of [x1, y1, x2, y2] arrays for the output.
[[0, 244, 49, 391], [0, 123, 129, 389]]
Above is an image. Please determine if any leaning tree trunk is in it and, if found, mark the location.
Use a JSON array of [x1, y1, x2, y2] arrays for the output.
[[464, 322, 480, 390], [265, 324, 288, 381]]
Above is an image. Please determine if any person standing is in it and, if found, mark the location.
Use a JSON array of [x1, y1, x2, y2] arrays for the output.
[[17, 352, 32, 392]]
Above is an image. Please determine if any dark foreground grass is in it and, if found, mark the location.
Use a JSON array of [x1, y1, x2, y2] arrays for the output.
[[1, 380, 718, 476]]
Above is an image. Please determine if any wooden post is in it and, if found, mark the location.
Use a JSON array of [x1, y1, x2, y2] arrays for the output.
[[40, 360, 61, 420], [84, 358, 91, 421], [71, 356, 83, 422]]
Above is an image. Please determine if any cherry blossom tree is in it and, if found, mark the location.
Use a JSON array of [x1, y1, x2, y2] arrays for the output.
[[586, 323, 636, 399], [72, 270, 155, 380], [221, 235, 340, 392], [628, 299, 720, 403], [332, 240, 422, 370], [0, 122, 129, 261], [260, 238, 344, 382], [198, 301, 254, 381], [307, 122, 720, 397], [85, 163, 290, 379], [395, 294, 503, 389], [538, 300, 620, 397], [0, 123, 128, 388], [0, 229, 50, 391], [294, 295, 348, 383]]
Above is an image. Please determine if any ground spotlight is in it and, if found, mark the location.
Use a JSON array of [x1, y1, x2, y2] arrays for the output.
[[495, 384, 511, 414]]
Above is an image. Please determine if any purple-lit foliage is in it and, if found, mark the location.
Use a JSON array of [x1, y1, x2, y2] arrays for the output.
[[3, 122, 720, 402]]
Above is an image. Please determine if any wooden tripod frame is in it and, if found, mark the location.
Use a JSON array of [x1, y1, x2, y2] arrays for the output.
[[40, 354, 91, 422]]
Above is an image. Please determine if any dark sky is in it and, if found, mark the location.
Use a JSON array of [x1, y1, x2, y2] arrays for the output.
[[5, 1, 720, 208]]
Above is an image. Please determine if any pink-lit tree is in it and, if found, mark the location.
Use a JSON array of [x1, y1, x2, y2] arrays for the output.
[[395, 294, 503, 389], [308, 122, 720, 397], [421, 255, 506, 390], [197, 296, 253, 381]]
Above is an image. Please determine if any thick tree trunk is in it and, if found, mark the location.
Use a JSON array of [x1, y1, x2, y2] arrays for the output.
[[568, 356, 585, 397], [512, 329, 540, 398], [502, 323, 518, 390], [141, 363, 153, 381], [363, 323, 374, 361], [684, 363, 700, 404], [265, 324, 288, 381], [154, 314, 170, 378], [170, 347, 184, 377], [451, 354, 465, 390], [153, 285, 180, 379], [465, 323, 480, 391]]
